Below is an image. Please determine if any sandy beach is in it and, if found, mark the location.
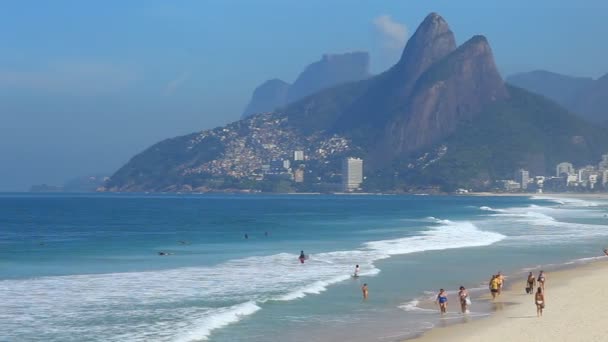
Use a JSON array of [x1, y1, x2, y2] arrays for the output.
[[414, 260, 608, 342]]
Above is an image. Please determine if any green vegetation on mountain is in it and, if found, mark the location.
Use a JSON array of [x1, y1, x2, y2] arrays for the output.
[[404, 86, 608, 190], [282, 80, 370, 134], [105, 12, 608, 193], [106, 134, 224, 191], [507, 70, 608, 124]]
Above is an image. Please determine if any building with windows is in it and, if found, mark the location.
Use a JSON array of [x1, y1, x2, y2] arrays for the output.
[[342, 157, 363, 192], [515, 169, 530, 190], [599, 154, 608, 171], [294, 150, 305, 161], [556, 162, 574, 177], [578, 165, 597, 182]]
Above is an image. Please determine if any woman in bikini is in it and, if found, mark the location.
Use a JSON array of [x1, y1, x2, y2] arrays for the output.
[[535, 287, 545, 317], [436, 289, 448, 315], [538, 271, 546, 291], [458, 286, 470, 314]]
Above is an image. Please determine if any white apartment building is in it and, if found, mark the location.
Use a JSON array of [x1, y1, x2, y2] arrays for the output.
[[342, 157, 363, 192]]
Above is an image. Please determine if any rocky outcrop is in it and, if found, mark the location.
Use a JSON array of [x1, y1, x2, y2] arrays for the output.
[[332, 13, 458, 142], [241, 52, 370, 118], [287, 52, 370, 103], [241, 79, 290, 118], [388, 35, 508, 154]]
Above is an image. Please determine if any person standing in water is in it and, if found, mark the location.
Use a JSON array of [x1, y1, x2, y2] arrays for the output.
[[538, 271, 546, 291], [458, 286, 470, 314], [436, 289, 448, 315], [299, 250, 306, 264], [354, 265, 360, 277], [497, 271, 505, 296], [489, 275, 500, 300], [526, 272, 536, 294], [362, 283, 369, 300], [535, 287, 545, 317]]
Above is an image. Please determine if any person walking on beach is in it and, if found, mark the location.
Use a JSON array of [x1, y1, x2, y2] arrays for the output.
[[526, 272, 536, 294], [362, 283, 369, 300], [489, 275, 500, 300], [436, 289, 448, 314], [497, 271, 505, 295], [354, 264, 360, 277], [458, 286, 470, 314], [535, 287, 545, 317], [538, 271, 546, 291]]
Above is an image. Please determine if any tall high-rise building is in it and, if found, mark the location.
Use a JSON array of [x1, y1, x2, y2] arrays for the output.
[[342, 158, 363, 192], [294, 151, 305, 161], [556, 162, 574, 177], [599, 153, 608, 171], [515, 169, 530, 190]]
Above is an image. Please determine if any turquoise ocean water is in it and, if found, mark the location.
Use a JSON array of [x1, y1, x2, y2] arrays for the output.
[[1, 194, 608, 341]]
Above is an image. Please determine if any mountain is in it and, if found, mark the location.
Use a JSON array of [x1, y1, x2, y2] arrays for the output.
[[573, 74, 608, 124], [240, 52, 370, 118], [105, 13, 608, 193], [241, 79, 290, 119], [287, 52, 370, 103], [286, 14, 508, 166], [507, 70, 607, 123]]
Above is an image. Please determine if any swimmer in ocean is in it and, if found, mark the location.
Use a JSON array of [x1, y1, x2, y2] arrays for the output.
[[299, 250, 306, 263], [354, 265, 360, 277]]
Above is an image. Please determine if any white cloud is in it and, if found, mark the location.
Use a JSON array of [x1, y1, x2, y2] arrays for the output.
[[164, 71, 191, 95], [373, 15, 408, 51], [0, 61, 138, 94]]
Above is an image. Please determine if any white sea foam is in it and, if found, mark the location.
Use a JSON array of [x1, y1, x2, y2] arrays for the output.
[[364, 220, 506, 256], [173, 301, 261, 342], [531, 196, 601, 207], [0, 218, 508, 341], [483, 201, 608, 246], [479, 206, 504, 212], [398, 299, 437, 313]]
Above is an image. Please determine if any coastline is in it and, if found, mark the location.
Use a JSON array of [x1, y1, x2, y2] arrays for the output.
[[411, 259, 608, 341]]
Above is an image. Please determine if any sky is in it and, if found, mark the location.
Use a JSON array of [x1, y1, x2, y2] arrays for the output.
[[1, 0, 607, 191]]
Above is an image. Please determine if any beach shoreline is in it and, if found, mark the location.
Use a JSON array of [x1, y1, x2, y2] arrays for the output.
[[410, 258, 608, 341]]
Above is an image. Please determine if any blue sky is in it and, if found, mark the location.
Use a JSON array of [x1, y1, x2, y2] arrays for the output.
[[1, 0, 607, 191]]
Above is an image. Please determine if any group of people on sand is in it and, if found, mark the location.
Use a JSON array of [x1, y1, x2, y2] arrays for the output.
[[432, 270, 547, 317], [527, 270, 546, 317]]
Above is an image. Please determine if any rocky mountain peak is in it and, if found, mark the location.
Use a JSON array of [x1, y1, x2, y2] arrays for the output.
[[395, 12, 456, 82]]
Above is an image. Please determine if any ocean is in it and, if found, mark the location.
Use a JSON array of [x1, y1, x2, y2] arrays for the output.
[[1, 193, 607, 341]]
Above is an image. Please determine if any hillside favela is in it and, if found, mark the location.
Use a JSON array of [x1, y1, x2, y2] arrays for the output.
[[3, 2, 608, 342]]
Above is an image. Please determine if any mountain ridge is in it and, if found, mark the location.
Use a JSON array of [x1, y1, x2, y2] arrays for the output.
[[104, 13, 608, 193], [241, 52, 370, 118], [507, 70, 607, 123]]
